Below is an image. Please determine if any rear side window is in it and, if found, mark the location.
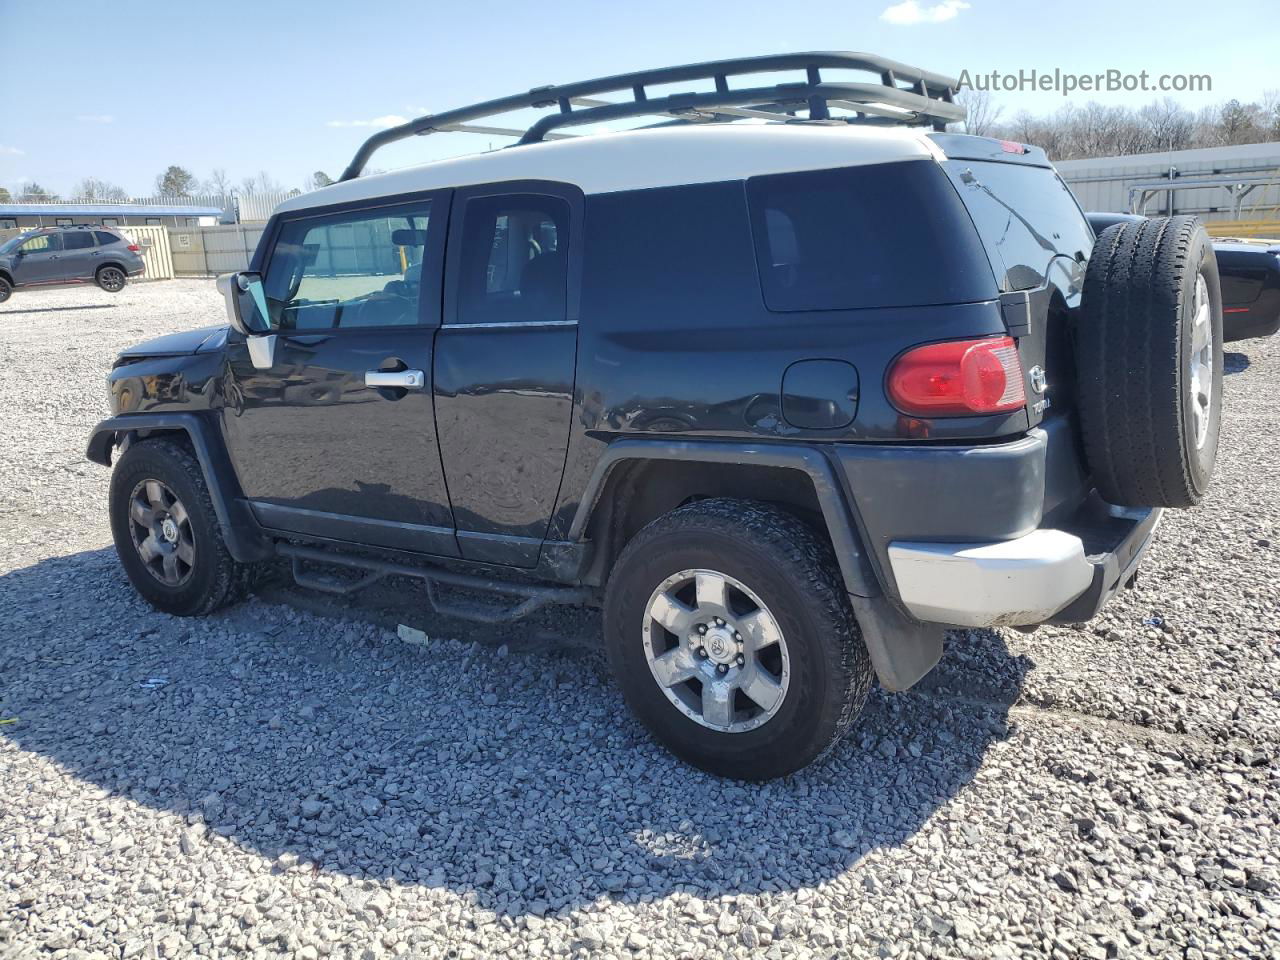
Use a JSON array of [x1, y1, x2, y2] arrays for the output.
[[746, 160, 996, 312], [63, 231, 95, 250], [94, 231, 120, 246], [943, 160, 1094, 291], [455, 194, 569, 324]]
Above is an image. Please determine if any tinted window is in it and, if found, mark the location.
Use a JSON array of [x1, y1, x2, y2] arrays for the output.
[[263, 201, 432, 330], [456, 194, 569, 324], [94, 231, 120, 246], [747, 160, 996, 311], [63, 231, 95, 250], [943, 160, 1094, 291], [20, 233, 62, 253]]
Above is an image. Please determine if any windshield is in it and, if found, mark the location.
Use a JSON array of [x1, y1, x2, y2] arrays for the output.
[[0, 232, 36, 255]]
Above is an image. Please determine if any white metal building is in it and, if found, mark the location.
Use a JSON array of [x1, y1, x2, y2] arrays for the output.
[[0, 202, 225, 230], [1057, 141, 1280, 235]]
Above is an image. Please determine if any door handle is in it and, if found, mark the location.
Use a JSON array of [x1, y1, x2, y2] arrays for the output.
[[365, 369, 425, 389]]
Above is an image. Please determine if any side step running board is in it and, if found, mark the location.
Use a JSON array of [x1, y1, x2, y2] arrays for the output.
[[277, 543, 594, 624]]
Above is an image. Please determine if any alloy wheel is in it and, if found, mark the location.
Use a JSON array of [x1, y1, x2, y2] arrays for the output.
[[127, 479, 196, 586], [642, 568, 790, 733], [1188, 273, 1214, 450]]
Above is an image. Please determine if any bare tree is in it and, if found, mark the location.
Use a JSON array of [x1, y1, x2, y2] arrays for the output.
[[310, 170, 334, 191], [956, 89, 1003, 138], [72, 177, 130, 202], [1139, 98, 1195, 153], [239, 171, 284, 195], [203, 167, 234, 197]]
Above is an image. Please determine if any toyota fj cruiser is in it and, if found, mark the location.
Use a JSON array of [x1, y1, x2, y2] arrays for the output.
[[87, 53, 1223, 780]]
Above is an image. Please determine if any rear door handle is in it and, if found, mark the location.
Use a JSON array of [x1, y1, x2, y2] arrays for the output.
[[365, 369, 425, 389]]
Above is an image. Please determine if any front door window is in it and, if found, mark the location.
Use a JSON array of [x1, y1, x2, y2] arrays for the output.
[[263, 202, 433, 330]]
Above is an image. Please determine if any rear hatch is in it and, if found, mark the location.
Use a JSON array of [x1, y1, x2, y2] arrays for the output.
[[930, 134, 1096, 433]]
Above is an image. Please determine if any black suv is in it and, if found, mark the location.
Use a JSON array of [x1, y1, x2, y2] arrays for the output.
[[0, 225, 145, 302], [87, 54, 1223, 780]]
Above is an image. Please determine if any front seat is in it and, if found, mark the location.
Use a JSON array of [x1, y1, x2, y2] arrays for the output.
[[519, 250, 566, 322]]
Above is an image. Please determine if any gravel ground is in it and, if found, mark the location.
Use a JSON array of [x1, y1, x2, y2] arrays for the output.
[[1, 279, 1278, 960]]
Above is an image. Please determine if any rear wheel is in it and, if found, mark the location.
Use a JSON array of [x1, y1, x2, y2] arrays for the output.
[[0, 276, 11, 303], [603, 499, 872, 780], [109, 438, 259, 615], [96, 265, 127, 292]]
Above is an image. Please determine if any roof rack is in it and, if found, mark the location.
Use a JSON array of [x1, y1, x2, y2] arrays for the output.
[[338, 51, 965, 181]]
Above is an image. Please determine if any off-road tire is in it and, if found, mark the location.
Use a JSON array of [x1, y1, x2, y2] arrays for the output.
[[1077, 215, 1223, 508], [603, 498, 872, 780], [0, 276, 11, 303], [109, 438, 259, 616], [96, 265, 127, 293]]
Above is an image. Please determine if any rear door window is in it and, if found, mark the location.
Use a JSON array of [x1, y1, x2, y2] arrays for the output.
[[454, 194, 570, 324], [62, 231, 95, 250], [746, 160, 997, 311], [942, 160, 1094, 291]]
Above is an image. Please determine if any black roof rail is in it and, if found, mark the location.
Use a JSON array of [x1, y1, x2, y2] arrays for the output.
[[338, 51, 965, 182]]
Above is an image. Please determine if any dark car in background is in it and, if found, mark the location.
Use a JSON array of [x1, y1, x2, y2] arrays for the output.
[[0, 225, 146, 303], [1086, 212, 1280, 342]]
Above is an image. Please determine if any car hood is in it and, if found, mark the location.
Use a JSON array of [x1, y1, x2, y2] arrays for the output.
[[118, 325, 229, 358]]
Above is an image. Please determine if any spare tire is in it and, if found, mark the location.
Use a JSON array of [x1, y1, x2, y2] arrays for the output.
[[1076, 215, 1223, 508]]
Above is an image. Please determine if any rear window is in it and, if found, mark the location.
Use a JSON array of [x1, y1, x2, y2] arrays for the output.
[[94, 231, 120, 246], [746, 160, 997, 312], [943, 160, 1094, 291]]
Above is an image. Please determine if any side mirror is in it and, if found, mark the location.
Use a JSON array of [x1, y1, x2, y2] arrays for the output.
[[216, 271, 276, 369]]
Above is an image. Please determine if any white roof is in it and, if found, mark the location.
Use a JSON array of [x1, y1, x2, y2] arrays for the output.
[[278, 124, 944, 214]]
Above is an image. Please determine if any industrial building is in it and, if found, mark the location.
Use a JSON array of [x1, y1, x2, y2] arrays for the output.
[[1058, 141, 1280, 237], [0, 201, 229, 230]]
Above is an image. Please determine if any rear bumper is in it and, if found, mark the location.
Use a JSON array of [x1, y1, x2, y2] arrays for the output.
[[888, 502, 1161, 627]]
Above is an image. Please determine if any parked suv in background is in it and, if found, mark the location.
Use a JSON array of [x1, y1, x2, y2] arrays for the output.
[[0, 225, 145, 303], [86, 54, 1224, 780]]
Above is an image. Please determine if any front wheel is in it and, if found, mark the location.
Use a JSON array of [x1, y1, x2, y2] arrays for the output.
[[603, 499, 872, 780], [96, 265, 127, 292], [0, 276, 11, 303], [109, 438, 259, 615]]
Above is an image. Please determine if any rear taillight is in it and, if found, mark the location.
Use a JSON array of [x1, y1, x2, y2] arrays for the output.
[[888, 336, 1026, 416], [127, 243, 141, 252]]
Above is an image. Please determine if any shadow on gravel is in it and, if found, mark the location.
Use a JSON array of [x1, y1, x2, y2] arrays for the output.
[[0, 304, 116, 315], [1, 548, 1031, 917], [1224, 352, 1251, 375]]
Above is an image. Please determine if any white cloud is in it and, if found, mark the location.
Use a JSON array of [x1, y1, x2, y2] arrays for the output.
[[0, 145, 24, 156], [77, 114, 115, 124], [326, 115, 408, 129], [880, 0, 970, 24]]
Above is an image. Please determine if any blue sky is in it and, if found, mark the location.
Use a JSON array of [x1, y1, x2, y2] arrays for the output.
[[2, 0, 1275, 197]]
